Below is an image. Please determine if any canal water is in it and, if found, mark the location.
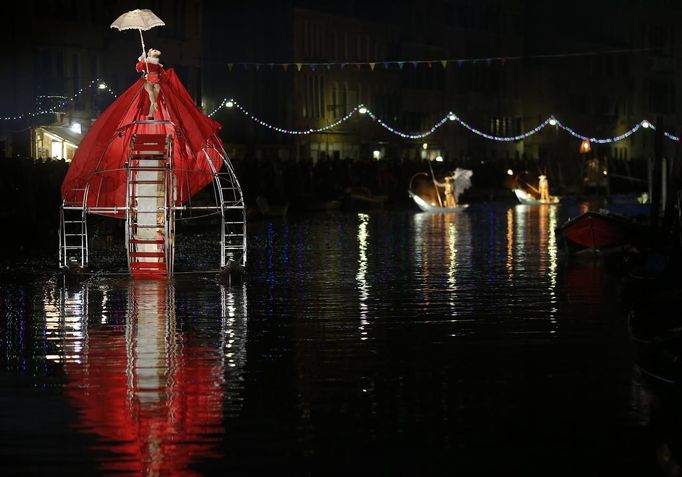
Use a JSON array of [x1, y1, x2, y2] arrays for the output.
[[0, 203, 663, 476]]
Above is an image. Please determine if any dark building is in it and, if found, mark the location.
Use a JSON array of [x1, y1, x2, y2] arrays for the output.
[[202, 0, 682, 194], [205, 1, 525, 166], [1, 1, 681, 196]]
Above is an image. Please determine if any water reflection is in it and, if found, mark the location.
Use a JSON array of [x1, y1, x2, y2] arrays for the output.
[[220, 283, 248, 417], [509, 204, 559, 276], [356, 213, 370, 340], [509, 205, 559, 323], [1, 206, 656, 475], [43, 283, 88, 364], [40, 278, 247, 476], [412, 212, 472, 319], [562, 258, 607, 305]]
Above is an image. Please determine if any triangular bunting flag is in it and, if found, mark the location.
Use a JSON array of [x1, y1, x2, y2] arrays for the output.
[[411, 61, 418, 68], [441, 60, 448, 69], [384, 62, 390, 69], [283, 64, 289, 71], [356, 63, 361, 71], [310, 64, 316, 71], [398, 62, 404, 70], [427, 62, 432, 68], [255, 64, 260, 71], [228, 63, 234, 71], [369, 62, 376, 71], [296, 63, 303, 71], [326, 64, 331, 70], [341, 63, 347, 70]]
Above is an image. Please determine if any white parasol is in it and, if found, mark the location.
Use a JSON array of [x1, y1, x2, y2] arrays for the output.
[[110, 9, 165, 72]]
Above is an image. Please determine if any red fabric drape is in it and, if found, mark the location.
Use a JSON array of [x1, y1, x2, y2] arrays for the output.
[[61, 69, 225, 218]]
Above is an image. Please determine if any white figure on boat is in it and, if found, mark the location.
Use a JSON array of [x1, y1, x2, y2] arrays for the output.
[[511, 171, 560, 205], [409, 166, 473, 212]]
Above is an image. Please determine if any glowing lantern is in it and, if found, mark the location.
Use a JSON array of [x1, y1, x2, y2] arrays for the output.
[[579, 140, 591, 154]]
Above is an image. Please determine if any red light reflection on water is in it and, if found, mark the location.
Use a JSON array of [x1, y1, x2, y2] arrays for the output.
[[62, 281, 224, 476]]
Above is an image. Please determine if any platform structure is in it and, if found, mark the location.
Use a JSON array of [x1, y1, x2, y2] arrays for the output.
[[59, 120, 246, 278], [125, 133, 173, 278]]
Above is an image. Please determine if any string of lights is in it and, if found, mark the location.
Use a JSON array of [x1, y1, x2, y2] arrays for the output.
[[0, 79, 117, 121], [1, 80, 680, 144], [209, 98, 361, 134], [210, 97, 681, 143], [365, 110, 450, 139], [553, 118, 647, 144]]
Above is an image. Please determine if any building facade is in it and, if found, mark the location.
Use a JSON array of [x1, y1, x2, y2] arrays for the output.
[[203, 0, 682, 194]]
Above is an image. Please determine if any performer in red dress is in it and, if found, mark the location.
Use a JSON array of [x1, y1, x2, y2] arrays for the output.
[[136, 48, 165, 119], [62, 46, 225, 214]]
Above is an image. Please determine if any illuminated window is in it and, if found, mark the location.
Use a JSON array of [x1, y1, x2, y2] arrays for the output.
[[51, 140, 63, 159]]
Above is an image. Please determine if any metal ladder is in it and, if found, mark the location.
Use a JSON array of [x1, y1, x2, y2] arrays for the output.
[[59, 185, 89, 270], [208, 154, 246, 269], [125, 134, 173, 279]]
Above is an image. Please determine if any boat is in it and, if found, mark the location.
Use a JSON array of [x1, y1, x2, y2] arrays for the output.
[[512, 174, 560, 205], [408, 190, 468, 212], [408, 166, 472, 213], [557, 209, 640, 253], [513, 188, 560, 205]]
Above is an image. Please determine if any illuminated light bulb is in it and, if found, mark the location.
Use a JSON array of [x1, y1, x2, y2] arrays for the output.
[[422, 143, 428, 150], [435, 155, 443, 162], [98, 82, 107, 90], [641, 120, 650, 129], [226, 100, 235, 108], [507, 169, 514, 176], [548, 117, 557, 126], [448, 112, 456, 121], [358, 106, 368, 114]]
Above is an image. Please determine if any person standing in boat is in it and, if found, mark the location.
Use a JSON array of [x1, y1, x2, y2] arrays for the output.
[[136, 48, 164, 119], [434, 175, 457, 207], [538, 174, 550, 202], [435, 168, 473, 208]]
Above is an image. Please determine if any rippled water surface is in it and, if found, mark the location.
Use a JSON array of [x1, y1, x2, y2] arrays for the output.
[[0, 204, 660, 475]]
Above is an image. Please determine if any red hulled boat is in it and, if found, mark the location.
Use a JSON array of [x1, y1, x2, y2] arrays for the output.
[[558, 210, 641, 253]]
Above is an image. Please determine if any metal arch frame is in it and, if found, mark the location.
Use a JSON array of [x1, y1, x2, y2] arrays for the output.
[[58, 183, 90, 269], [59, 120, 247, 274], [203, 143, 247, 269]]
